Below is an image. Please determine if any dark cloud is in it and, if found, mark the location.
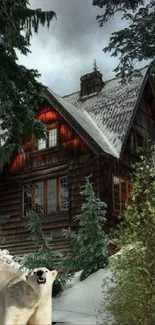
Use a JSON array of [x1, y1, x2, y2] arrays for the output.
[[31, 0, 122, 57], [18, 0, 145, 95]]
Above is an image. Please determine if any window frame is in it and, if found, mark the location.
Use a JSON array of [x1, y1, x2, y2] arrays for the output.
[[48, 127, 58, 148], [112, 175, 131, 214], [37, 123, 58, 152], [22, 175, 68, 217], [38, 138, 47, 151], [130, 131, 145, 153]]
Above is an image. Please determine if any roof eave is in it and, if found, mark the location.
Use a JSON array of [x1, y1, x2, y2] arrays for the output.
[[44, 89, 120, 160], [44, 88, 104, 156]]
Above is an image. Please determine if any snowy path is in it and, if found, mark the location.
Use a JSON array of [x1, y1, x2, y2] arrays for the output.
[[52, 269, 111, 325]]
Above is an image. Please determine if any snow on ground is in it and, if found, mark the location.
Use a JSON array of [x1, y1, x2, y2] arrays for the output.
[[0, 249, 21, 269], [53, 268, 111, 325], [0, 248, 113, 324]]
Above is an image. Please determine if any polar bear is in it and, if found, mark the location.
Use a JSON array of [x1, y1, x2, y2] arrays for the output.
[[0, 261, 57, 325]]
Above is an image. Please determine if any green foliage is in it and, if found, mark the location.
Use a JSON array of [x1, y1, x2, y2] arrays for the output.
[[26, 210, 50, 248], [0, 0, 56, 170], [17, 211, 69, 297], [63, 176, 109, 281], [101, 149, 155, 325], [92, 0, 155, 76]]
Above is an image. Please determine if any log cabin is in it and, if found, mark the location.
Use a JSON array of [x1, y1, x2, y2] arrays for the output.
[[0, 64, 155, 256]]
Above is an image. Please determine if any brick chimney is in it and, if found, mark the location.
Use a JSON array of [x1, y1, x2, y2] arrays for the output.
[[80, 69, 104, 98]]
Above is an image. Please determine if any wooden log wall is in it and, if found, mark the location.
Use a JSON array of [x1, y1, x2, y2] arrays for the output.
[[8, 104, 89, 174], [0, 152, 100, 256], [0, 162, 71, 255], [99, 156, 114, 230], [68, 155, 100, 227], [3, 87, 154, 255], [121, 89, 155, 168]]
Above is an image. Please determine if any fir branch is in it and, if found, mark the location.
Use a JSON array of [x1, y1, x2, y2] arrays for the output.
[[93, 0, 155, 75], [0, 0, 56, 169]]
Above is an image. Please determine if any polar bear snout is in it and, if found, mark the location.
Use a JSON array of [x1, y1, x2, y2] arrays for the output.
[[36, 269, 46, 284]]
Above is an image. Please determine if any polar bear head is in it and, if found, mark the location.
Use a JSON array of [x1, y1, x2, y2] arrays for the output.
[[27, 267, 57, 296]]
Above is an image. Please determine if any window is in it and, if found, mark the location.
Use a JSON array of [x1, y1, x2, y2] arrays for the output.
[[37, 126, 58, 151], [49, 128, 57, 147], [113, 176, 131, 213], [23, 176, 68, 216], [47, 179, 57, 213], [130, 132, 144, 152], [38, 138, 46, 150], [35, 182, 44, 214]]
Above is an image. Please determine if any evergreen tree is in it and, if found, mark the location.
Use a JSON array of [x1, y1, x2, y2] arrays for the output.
[[93, 0, 155, 76], [17, 211, 69, 296], [0, 0, 56, 170], [101, 149, 155, 325], [63, 177, 109, 281]]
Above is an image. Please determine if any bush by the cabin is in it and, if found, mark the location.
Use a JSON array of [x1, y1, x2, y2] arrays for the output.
[[100, 150, 155, 325], [63, 176, 109, 281]]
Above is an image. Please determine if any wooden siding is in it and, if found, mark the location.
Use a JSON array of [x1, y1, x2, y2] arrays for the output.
[[0, 103, 95, 255], [8, 104, 89, 174], [0, 107, 100, 255], [68, 155, 100, 226], [1, 80, 155, 255], [98, 81, 155, 229], [122, 82, 155, 168], [0, 154, 100, 255]]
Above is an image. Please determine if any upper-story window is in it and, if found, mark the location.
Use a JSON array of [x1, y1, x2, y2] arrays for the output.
[[130, 131, 144, 152], [49, 128, 57, 147], [38, 138, 46, 150], [37, 126, 58, 151]]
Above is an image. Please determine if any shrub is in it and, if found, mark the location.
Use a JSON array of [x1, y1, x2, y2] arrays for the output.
[[101, 150, 155, 325]]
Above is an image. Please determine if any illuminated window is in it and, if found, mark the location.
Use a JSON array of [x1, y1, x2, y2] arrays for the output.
[[113, 176, 131, 213], [37, 127, 57, 151], [23, 176, 68, 216], [49, 128, 57, 147], [38, 138, 46, 150]]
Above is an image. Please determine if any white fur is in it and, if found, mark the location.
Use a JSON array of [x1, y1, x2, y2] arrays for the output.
[[0, 262, 57, 325]]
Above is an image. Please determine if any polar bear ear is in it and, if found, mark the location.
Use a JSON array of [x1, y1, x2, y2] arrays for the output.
[[51, 270, 57, 278]]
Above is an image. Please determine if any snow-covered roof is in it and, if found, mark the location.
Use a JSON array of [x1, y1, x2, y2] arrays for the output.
[[47, 88, 118, 157], [46, 67, 149, 159], [60, 66, 148, 158]]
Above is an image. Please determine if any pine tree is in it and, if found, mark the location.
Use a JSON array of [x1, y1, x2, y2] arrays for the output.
[[93, 0, 155, 76], [0, 0, 56, 170], [101, 149, 155, 325], [17, 211, 69, 296], [63, 177, 109, 281]]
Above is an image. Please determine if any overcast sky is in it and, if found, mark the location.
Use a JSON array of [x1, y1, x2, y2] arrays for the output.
[[18, 0, 147, 96]]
